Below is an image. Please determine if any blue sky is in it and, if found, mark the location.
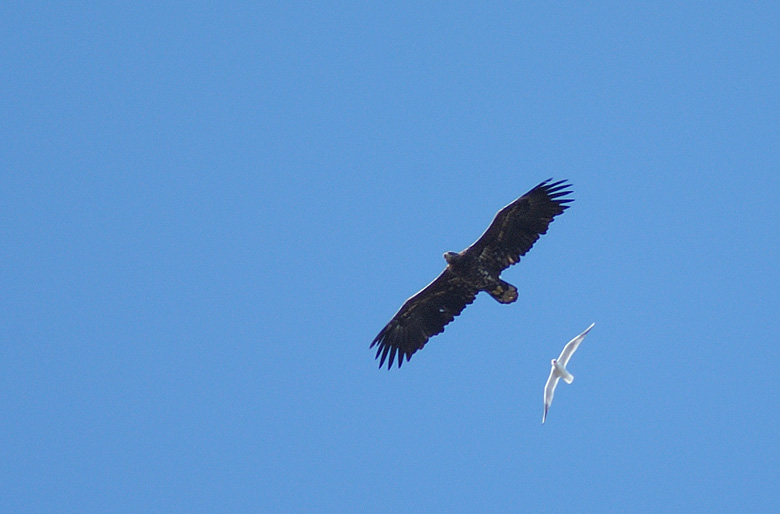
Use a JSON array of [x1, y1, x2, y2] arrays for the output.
[[3, 2, 780, 512]]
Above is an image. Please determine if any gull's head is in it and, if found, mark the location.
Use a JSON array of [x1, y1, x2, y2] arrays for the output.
[[551, 358, 557, 366]]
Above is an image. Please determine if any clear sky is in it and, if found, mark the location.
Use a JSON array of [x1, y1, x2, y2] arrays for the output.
[[3, 2, 779, 513]]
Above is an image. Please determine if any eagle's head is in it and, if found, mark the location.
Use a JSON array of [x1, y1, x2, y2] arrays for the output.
[[443, 251, 460, 264]]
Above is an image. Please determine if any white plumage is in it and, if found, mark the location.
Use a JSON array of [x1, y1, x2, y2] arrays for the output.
[[542, 322, 595, 424]]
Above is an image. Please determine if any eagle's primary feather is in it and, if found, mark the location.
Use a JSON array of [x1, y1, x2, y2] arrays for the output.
[[371, 179, 573, 369]]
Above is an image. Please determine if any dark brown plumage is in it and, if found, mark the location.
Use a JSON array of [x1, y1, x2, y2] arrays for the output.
[[370, 179, 573, 369]]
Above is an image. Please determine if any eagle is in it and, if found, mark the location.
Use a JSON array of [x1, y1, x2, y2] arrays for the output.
[[371, 179, 573, 369]]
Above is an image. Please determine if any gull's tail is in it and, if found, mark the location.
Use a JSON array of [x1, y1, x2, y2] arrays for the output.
[[553, 365, 574, 384]]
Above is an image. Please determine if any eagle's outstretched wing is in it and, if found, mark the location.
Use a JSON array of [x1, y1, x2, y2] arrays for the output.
[[370, 270, 478, 369], [465, 179, 573, 273]]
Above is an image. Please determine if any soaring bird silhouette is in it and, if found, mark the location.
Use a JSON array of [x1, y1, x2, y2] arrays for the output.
[[371, 179, 573, 369]]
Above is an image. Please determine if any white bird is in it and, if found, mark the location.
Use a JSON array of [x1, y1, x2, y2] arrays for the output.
[[542, 322, 595, 424]]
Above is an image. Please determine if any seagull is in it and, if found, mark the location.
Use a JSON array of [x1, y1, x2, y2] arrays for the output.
[[542, 322, 595, 424]]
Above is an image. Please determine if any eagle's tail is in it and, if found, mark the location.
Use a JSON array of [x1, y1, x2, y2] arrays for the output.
[[488, 280, 518, 304]]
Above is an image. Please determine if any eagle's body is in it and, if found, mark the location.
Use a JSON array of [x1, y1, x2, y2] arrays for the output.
[[443, 250, 518, 304], [371, 179, 573, 369]]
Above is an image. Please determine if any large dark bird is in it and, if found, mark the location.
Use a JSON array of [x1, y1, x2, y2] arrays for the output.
[[371, 179, 573, 369]]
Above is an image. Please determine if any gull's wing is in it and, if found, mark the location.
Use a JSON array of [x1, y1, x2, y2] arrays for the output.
[[542, 367, 560, 424], [557, 322, 595, 367]]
